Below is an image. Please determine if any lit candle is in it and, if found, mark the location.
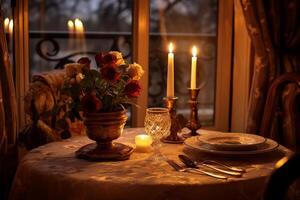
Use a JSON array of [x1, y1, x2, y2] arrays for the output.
[[8, 19, 13, 35], [4, 18, 10, 32], [135, 134, 153, 152], [67, 20, 74, 32], [167, 42, 174, 97], [190, 46, 197, 89], [74, 18, 84, 33]]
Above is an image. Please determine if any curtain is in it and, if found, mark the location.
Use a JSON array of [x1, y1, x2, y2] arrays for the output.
[[0, 11, 18, 200], [240, 0, 300, 144]]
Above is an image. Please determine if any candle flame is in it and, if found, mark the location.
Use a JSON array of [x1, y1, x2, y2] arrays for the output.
[[74, 18, 84, 32], [4, 18, 10, 31], [192, 46, 197, 57], [67, 20, 74, 30], [8, 19, 13, 34], [168, 42, 174, 53]]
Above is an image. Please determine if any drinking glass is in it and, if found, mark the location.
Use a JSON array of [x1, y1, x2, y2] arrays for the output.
[[144, 107, 171, 161]]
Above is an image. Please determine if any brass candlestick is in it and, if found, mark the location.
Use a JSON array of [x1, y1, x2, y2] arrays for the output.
[[186, 88, 201, 137], [161, 97, 184, 144]]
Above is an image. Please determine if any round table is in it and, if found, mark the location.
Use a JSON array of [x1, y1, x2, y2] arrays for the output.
[[10, 128, 291, 200]]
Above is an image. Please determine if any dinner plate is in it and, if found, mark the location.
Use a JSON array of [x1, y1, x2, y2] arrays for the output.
[[196, 132, 267, 151], [185, 137, 279, 156]]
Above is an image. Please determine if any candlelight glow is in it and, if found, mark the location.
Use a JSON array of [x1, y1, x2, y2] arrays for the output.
[[74, 18, 84, 31], [192, 46, 197, 57], [4, 18, 10, 31], [8, 19, 13, 34], [67, 20, 74, 30], [135, 134, 153, 152], [168, 42, 174, 53], [275, 156, 289, 168]]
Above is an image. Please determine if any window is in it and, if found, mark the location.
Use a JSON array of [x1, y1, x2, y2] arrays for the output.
[[28, 0, 133, 76], [149, 0, 218, 126], [13, 0, 233, 130]]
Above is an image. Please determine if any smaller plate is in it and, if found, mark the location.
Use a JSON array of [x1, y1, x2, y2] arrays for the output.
[[185, 137, 279, 156], [197, 133, 266, 151]]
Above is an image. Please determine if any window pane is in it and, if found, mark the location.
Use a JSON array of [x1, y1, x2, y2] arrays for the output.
[[29, 0, 133, 76], [28, 0, 133, 125], [149, 0, 217, 126]]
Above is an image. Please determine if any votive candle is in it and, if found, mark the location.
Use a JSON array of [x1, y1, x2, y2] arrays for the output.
[[135, 134, 153, 152]]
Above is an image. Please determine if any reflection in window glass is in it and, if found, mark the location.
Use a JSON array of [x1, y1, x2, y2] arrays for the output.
[[29, 0, 132, 76], [2, 0, 14, 71], [149, 0, 218, 126], [28, 0, 133, 126]]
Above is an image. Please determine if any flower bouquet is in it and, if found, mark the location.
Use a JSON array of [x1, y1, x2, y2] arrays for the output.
[[61, 51, 144, 161]]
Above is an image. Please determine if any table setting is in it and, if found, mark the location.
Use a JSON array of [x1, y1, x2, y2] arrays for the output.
[[10, 48, 293, 200]]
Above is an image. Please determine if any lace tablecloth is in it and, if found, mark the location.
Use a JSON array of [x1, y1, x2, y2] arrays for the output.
[[10, 128, 292, 200]]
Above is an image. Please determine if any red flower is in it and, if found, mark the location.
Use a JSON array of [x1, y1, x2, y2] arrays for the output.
[[77, 57, 91, 68], [95, 52, 117, 68], [81, 92, 103, 113], [124, 80, 141, 98], [101, 65, 121, 82], [95, 52, 104, 67]]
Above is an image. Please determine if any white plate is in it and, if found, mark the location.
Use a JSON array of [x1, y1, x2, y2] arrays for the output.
[[197, 133, 267, 151], [185, 137, 279, 156]]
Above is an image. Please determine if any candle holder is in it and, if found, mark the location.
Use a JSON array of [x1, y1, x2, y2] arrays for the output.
[[161, 97, 185, 144], [185, 88, 202, 137]]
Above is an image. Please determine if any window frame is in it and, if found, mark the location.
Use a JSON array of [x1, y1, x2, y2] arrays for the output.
[[14, 0, 234, 131]]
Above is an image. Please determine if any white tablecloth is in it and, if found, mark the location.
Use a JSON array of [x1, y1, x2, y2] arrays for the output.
[[10, 128, 292, 200]]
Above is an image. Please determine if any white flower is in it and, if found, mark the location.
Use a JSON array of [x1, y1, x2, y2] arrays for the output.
[[127, 62, 144, 80], [65, 63, 84, 78], [109, 51, 125, 66], [76, 73, 85, 83]]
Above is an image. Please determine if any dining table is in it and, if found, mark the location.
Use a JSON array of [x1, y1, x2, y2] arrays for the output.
[[9, 128, 293, 200]]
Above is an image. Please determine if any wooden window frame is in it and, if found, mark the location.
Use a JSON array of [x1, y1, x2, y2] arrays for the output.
[[14, 0, 238, 131], [231, 0, 252, 132]]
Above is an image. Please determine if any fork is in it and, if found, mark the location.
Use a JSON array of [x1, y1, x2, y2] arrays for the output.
[[166, 159, 228, 180]]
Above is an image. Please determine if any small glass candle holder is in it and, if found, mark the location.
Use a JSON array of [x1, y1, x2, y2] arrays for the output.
[[135, 134, 153, 153]]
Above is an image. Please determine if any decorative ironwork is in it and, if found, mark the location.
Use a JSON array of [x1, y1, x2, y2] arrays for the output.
[[31, 31, 132, 69]]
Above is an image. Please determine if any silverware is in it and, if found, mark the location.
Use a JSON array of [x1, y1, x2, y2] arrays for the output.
[[178, 155, 242, 177], [178, 154, 245, 172], [166, 159, 227, 180], [202, 160, 246, 173]]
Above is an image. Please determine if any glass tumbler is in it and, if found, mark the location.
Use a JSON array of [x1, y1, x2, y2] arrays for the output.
[[144, 107, 171, 161]]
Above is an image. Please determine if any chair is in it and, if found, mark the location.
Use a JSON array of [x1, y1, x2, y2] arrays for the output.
[[20, 69, 85, 150], [260, 72, 300, 151], [265, 153, 300, 200]]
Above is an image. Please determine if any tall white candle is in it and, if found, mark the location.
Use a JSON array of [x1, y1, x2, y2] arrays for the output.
[[67, 20, 74, 32], [8, 19, 13, 35], [190, 46, 197, 89], [167, 43, 174, 97], [4, 18, 10, 32]]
